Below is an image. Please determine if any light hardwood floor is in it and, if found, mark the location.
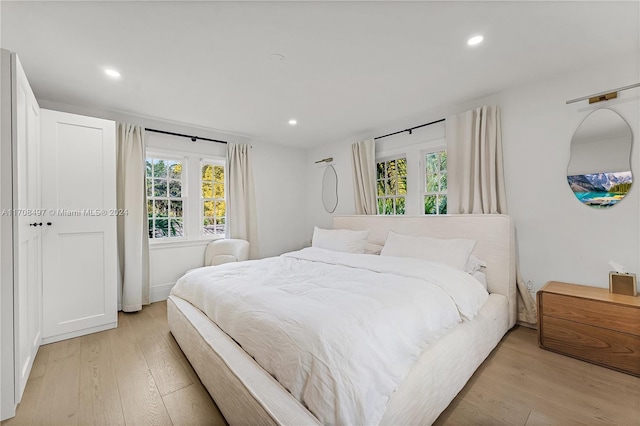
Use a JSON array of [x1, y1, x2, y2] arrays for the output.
[[2, 301, 226, 426], [434, 326, 640, 425], [4, 301, 640, 425]]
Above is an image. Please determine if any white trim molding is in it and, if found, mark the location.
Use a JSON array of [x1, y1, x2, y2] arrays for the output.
[[150, 282, 176, 303]]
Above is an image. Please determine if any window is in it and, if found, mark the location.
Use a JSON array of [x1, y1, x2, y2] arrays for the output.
[[201, 161, 226, 236], [423, 149, 447, 214], [376, 157, 407, 215], [146, 156, 184, 239]]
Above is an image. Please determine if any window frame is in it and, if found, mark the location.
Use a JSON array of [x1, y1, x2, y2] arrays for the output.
[[200, 158, 227, 238], [146, 148, 227, 246], [420, 148, 447, 215], [376, 154, 408, 215], [146, 152, 187, 241]]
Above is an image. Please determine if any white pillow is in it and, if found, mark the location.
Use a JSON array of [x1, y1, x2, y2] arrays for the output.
[[364, 243, 383, 255], [471, 271, 488, 290], [312, 227, 370, 254], [380, 231, 477, 271], [465, 254, 487, 274]]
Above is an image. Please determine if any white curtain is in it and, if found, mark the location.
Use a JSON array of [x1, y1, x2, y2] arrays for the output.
[[351, 138, 377, 215], [447, 106, 537, 325], [447, 105, 507, 214], [116, 123, 149, 312], [226, 143, 259, 259]]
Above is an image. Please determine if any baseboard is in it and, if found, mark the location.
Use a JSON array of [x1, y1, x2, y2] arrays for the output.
[[517, 320, 537, 330], [41, 322, 117, 345], [150, 282, 175, 303]]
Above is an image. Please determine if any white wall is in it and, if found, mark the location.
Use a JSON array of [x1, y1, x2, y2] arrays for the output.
[[38, 100, 309, 302], [252, 142, 309, 258], [303, 53, 639, 293], [35, 52, 640, 298], [145, 138, 308, 301], [306, 140, 355, 235], [495, 55, 639, 291], [305, 122, 446, 241], [144, 130, 227, 302], [142, 131, 310, 261]]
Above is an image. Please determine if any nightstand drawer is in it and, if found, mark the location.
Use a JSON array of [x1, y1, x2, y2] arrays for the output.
[[541, 316, 640, 376], [542, 293, 640, 336]]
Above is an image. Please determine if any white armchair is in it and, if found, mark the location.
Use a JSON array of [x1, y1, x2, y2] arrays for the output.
[[204, 239, 250, 266]]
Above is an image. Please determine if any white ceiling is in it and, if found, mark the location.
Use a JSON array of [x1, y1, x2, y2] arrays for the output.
[[2, 1, 638, 148]]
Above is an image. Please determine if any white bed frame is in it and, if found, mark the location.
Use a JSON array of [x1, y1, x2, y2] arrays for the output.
[[168, 214, 516, 425]]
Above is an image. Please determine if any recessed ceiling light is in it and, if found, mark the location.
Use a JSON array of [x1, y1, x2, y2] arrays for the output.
[[104, 68, 121, 78], [467, 35, 484, 46], [288, 119, 297, 126]]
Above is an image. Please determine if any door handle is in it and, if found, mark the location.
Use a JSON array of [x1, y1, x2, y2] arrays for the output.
[[46, 222, 52, 226], [29, 222, 38, 227], [37, 223, 43, 226]]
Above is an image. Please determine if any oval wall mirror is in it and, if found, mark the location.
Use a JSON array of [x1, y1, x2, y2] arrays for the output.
[[567, 108, 633, 208], [322, 165, 338, 213]]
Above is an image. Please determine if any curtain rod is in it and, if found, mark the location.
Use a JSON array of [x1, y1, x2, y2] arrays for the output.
[[374, 118, 445, 140], [145, 128, 228, 144]]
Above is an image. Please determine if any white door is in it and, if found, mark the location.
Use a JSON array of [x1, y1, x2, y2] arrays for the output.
[[41, 110, 117, 343], [13, 54, 42, 402]]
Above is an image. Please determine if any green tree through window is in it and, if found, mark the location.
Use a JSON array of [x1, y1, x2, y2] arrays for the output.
[[202, 162, 226, 235], [376, 157, 407, 215], [146, 157, 184, 238], [423, 150, 447, 215]]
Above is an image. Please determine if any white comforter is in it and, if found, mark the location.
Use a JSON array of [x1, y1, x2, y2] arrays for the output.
[[170, 247, 488, 425]]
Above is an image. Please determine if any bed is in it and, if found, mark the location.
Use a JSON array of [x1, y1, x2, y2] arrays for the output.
[[168, 214, 516, 425]]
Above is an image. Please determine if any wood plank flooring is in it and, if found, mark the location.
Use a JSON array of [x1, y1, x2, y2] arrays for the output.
[[434, 326, 640, 425], [4, 301, 639, 425], [3, 301, 225, 426]]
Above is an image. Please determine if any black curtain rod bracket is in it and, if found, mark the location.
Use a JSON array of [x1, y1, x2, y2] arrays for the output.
[[374, 118, 445, 141], [145, 128, 228, 144]]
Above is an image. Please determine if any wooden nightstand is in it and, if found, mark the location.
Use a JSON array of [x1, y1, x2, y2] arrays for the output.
[[537, 281, 640, 377]]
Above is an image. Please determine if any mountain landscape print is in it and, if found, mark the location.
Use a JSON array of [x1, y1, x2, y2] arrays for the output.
[[567, 171, 632, 208]]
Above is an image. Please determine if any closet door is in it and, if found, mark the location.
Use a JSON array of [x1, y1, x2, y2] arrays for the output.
[[41, 110, 117, 343], [12, 54, 42, 403]]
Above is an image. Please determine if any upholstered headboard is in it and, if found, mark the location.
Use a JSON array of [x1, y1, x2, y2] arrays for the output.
[[332, 215, 517, 327]]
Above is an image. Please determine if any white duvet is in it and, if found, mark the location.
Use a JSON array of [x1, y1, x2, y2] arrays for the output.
[[170, 247, 488, 425]]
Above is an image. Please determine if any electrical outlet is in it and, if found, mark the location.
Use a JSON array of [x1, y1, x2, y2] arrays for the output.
[[526, 280, 534, 292]]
